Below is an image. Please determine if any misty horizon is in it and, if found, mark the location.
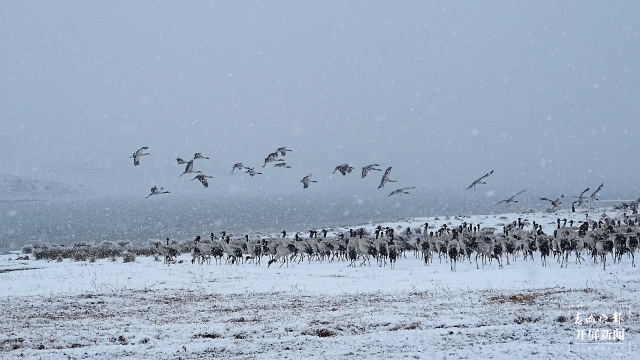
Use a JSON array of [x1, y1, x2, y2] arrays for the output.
[[1, 2, 639, 236]]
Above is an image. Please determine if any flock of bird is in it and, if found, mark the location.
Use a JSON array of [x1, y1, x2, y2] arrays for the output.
[[465, 169, 605, 211], [153, 212, 639, 272], [131, 146, 416, 198], [131, 146, 606, 211], [129, 147, 640, 273]]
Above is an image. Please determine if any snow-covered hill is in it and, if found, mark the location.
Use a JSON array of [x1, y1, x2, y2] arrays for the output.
[[0, 175, 80, 200]]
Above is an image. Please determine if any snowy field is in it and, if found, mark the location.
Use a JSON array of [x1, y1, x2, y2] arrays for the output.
[[1, 207, 638, 359]]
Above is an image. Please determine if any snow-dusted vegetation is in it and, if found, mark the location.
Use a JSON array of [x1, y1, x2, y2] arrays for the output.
[[1, 207, 637, 359]]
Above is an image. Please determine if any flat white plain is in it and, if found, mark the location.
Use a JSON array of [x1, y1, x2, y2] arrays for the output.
[[0, 207, 638, 359]]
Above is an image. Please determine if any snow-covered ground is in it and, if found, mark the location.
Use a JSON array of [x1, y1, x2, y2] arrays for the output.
[[1, 207, 638, 359]]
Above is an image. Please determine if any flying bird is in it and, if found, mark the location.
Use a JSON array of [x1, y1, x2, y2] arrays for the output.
[[361, 164, 382, 178], [193, 152, 210, 160], [300, 174, 317, 189], [572, 187, 590, 209], [333, 163, 354, 176], [378, 167, 396, 189], [540, 195, 564, 209], [495, 189, 527, 206], [191, 174, 214, 188], [274, 162, 291, 168], [466, 170, 494, 190], [388, 187, 416, 197], [231, 163, 245, 174], [276, 147, 292, 156], [262, 152, 282, 167], [245, 167, 263, 177], [179, 159, 202, 177], [146, 186, 170, 198], [130, 147, 149, 166]]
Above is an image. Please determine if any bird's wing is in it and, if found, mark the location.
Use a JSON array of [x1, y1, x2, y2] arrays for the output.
[[591, 183, 603, 197], [301, 177, 310, 187], [540, 197, 551, 203], [192, 175, 207, 187], [495, 200, 507, 206], [478, 170, 494, 181], [378, 168, 392, 188], [515, 189, 527, 196]]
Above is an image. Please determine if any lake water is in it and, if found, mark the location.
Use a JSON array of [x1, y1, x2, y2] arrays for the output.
[[0, 191, 533, 252]]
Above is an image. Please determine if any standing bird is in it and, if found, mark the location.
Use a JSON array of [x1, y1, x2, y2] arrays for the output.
[[191, 174, 214, 188], [333, 163, 354, 176], [378, 167, 396, 189], [245, 167, 262, 177], [361, 164, 382, 179], [540, 195, 564, 209], [276, 147, 293, 156], [130, 147, 149, 166], [179, 159, 202, 177], [388, 187, 416, 197], [146, 186, 170, 198], [589, 183, 603, 207], [466, 170, 494, 190], [495, 189, 527, 206], [300, 174, 317, 189], [231, 163, 245, 174], [193, 152, 210, 160]]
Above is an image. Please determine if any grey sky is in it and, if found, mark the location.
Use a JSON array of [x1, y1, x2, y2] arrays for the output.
[[1, 1, 639, 201]]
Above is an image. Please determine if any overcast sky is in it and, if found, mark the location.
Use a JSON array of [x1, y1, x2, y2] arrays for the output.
[[1, 1, 639, 202]]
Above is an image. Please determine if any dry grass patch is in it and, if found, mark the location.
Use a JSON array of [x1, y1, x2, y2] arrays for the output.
[[302, 329, 336, 337], [489, 293, 537, 304], [514, 316, 540, 324], [0, 338, 24, 351], [487, 288, 588, 305]]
